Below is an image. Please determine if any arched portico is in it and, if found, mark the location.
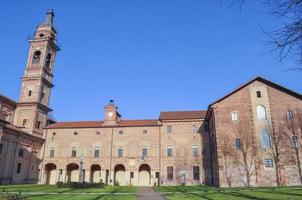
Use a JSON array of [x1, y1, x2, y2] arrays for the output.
[[139, 164, 151, 186], [90, 164, 101, 183], [114, 164, 126, 186], [44, 163, 57, 185], [66, 163, 79, 182]]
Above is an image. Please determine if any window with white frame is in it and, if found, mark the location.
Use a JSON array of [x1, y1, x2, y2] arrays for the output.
[[264, 158, 273, 168], [287, 109, 294, 120], [292, 135, 299, 148], [257, 105, 267, 120], [167, 146, 173, 157], [235, 138, 241, 150], [71, 147, 77, 157], [192, 145, 199, 156], [192, 125, 198, 133], [167, 126, 172, 133], [94, 147, 100, 158], [118, 148, 123, 158], [231, 112, 238, 121], [50, 147, 55, 158]]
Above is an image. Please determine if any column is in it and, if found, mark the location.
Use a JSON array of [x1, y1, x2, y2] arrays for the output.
[[62, 169, 67, 183], [85, 170, 91, 183]]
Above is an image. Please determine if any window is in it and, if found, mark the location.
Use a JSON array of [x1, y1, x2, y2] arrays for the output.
[[118, 148, 123, 158], [36, 121, 41, 129], [52, 132, 56, 136], [287, 110, 294, 120], [192, 145, 199, 156], [264, 158, 274, 168], [167, 166, 173, 181], [143, 130, 148, 134], [71, 147, 76, 157], [257, 105, 267, 120], [28, 90, 32, 96], [193, 166, 200, 181], [167, 146, 173, 157], [16, 163, 22, 174], [96, 131, 101, 135], [94, 147, 100, 158], [256, 91, 262, 98], [192, 125, 198, 133], [18, 149, 24, 157], [45, 53, 52, 69], [130, 172, 134, 179], [22, 119, 27, 127], [50, 147, 55, 158], [142, 148, 148, 157], [74, 132, 78, 136], [40, 92, 45, 101], [119, 130, 124, 135], [235, 138, 241, 150], [0, 144, 3, 154], [204, 124, 209, 132], [167, 126, 172, 133], [32, 51, 41, 64], [231, 112, 238, 121], [292, 135, 299, 148], [260, 129, 272, 149]]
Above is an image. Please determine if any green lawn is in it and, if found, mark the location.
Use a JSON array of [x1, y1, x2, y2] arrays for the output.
[[155, 186, 302, 200], [0, 185, 137, 200], [1, 185, 302, 200]]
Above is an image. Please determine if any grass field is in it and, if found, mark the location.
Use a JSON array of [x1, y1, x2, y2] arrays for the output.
[[1, 185, 302, 200], [0, 185, 137, 200], [155, 186, 302, 200]]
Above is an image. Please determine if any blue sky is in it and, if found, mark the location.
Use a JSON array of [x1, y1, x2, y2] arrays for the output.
[[0, 1, 300, 121]]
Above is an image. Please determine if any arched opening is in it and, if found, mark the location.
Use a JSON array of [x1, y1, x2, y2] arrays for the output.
[[256, 105, 267, 120], [44, 163, 57, 185], [114, 164, 126, 186], [90, 164, 101, 183], [66, 163, 79, 182], [32, 51, 41, 64], [260, 129, 272, 149], [139, 164, 151, 186], [45, 53, 52, 69]]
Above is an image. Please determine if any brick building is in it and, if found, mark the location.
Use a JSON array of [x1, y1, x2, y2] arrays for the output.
[[0, 10, 301, 187]]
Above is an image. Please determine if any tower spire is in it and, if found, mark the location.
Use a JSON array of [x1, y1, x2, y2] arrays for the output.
[[42, 9, 54, 26]]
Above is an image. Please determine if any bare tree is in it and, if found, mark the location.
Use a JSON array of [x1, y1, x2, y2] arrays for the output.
[[220, 134, 237, 187], [227, 0, 302, 69], [263, 122, 282, 186], [235, 119, 256, 187], [284, 108, 302, 184]]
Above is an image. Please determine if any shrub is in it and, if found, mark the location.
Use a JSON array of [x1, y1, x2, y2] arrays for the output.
[[56, 182, 105, 189], [0, 191, 24, 200]]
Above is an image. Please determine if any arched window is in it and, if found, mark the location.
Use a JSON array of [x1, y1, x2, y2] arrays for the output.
[[45, 53, 52, 69], [32, 51, 41, 64], [260, 129, 272, 149], [257, 105, 267, 120]]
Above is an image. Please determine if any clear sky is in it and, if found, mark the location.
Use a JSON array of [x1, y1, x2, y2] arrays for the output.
[[0, 0, 300, 121]]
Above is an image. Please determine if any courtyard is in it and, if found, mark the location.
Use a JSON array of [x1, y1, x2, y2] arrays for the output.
[[1, 185, 302, 200]]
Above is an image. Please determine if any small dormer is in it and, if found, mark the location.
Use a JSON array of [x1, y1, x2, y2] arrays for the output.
[[103, 100, 121, 126]]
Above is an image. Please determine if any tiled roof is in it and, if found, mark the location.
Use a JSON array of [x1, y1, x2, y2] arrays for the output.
[[45, 119, 159, 129], [0, 94, 17, 106], [209, 76, 302, 107], [159, 110, 207, 120]]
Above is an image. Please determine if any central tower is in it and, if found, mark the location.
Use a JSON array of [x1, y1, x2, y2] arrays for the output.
[[13, 10, 59, 137]]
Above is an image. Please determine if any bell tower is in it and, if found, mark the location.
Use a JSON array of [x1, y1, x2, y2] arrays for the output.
[[13, 9, 60, 137]]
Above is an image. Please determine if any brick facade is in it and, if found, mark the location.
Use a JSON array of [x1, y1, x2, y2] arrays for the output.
[[0, 10, 301, 187]]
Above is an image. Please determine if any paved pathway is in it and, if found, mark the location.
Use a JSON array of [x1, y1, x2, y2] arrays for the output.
[[137, 187, 165, 200]]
